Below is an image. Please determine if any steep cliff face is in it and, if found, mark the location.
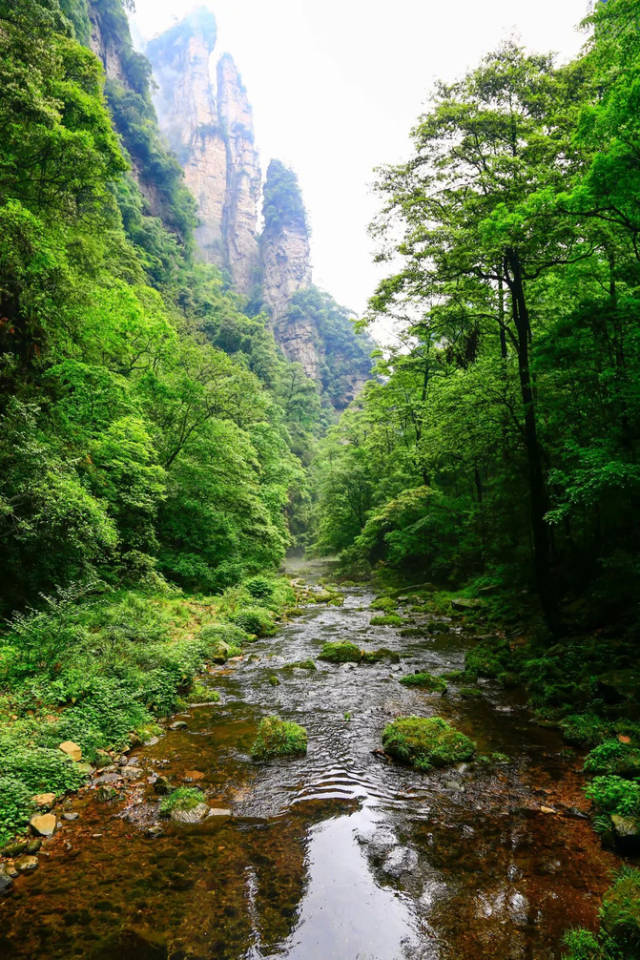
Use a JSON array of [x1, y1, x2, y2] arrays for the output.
[[147, 12, 260, 294], [218, 55, 262, 296], [142, 7, 372, 402], [260, 160, 316, 378]]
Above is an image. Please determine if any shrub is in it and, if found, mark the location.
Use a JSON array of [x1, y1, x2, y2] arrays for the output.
[[382, 716, 475, 771], [399, 672, 447, 692], [318, 642, 362, 664], [585, 740, 640, 777], [0, 777, 34, 846], [585, 776, 640, 818], [600, 867, 640, 955], [561, 928, 601, 960], [561, 714, 609, 747], [231, 606, 276, 637], [250, 716, 307, 761], [245, 576, 274, 602]]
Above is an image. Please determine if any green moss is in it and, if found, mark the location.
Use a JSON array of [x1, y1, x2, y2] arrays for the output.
[[159, 786, 204, 816], [319, 642, 362, 663], [382, 716, 475, 771], [459, 686, 483, 699], [370, 614, 404, 627], [283, 660, 317, 672], [187, 683, 220, 704], [561, 928, 601, 960], [250, 716, 307, 761], [267, 674, 280, 687], [362, 648, 401, 664], [399, 672, 447, 692], [370, 597, 398, 612], [399, 627, 426, 638]]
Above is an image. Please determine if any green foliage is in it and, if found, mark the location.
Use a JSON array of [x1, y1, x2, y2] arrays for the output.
[[231, 606, 277, 638], [250, 716, 307, 761], [0, 778, 34, 847], [262, 160, 308, 235], [382, 716, 475, 771], [399, 672, 447, 692], [159, 786, 204, 816], [585, 740, 640, 777], [318, 642, 362, 664], [245, 576, 275, 602], [563, 868, 640, 960], [585, 776, 640, 818]]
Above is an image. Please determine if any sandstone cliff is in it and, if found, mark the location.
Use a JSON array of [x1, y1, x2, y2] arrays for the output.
[[147, 13, 260, 295]]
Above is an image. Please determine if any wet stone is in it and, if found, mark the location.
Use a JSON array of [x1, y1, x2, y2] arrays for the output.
[[170, 803, 209, 824], [14, 855, 39, 874], [169, 721, 188, 731], [30, 813, 57, 837], [62, 813, 79, 822]]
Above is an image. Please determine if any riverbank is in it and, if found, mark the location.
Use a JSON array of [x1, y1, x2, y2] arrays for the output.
[[0, 569, 629, 959], [0, 573, 344, 861]]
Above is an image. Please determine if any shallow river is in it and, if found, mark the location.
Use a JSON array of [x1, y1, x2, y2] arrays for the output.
[[0, 564, 619, 959]]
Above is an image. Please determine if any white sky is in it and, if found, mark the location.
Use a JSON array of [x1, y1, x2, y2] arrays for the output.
[[132, 0, 593, 316]]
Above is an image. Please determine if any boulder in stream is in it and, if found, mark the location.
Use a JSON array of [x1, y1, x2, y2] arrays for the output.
[[382, 716, 476, 772]]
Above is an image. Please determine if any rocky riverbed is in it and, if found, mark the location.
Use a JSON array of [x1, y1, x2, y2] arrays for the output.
[[0, 565, 621, 959]]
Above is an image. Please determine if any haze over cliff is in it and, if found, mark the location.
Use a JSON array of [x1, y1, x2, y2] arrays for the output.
[[145, 7, 372, 395]]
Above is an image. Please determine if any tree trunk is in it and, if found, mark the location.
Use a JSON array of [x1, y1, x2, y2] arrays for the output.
[[508, 251, 560, 633]]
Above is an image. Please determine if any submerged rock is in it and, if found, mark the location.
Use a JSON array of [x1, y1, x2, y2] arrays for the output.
[[14, 855, 38, 874]]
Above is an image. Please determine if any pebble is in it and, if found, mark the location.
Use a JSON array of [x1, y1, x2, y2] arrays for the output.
[[169, 721, 188, 731], [62, 813, 79, 822]]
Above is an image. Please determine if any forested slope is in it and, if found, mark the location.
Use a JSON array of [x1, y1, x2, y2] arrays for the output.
[[314, 2, 640, 638], [0, 0, 330, 842]]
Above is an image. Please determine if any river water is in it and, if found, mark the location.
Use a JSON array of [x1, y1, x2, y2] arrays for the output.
[[0, 565, 619, 959]]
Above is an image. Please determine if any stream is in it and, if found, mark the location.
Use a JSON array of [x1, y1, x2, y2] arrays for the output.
[[0, 562, 619, 959]]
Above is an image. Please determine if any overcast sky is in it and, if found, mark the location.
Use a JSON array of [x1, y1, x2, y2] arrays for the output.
[[131, 0, 593, 316]]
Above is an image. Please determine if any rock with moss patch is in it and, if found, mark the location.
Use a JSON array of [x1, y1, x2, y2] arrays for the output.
[[370, 614, 404, 627], [160, 786, 208, 823], [319, 642, 362, 664], [250, 716, 307, 761], [382, 716, 476, 771], [370, 597, 398, 612], [362, 648, 401, 664], [399, 672, 447, 692]]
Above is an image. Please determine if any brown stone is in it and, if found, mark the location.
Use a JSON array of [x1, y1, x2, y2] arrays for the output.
[[14, 855, 38, 874], [32, 792, 56, 809], [30, 814, 57, 838], [59, 740, 82, 762]]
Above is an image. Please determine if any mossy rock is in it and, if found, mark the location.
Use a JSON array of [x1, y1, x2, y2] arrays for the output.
[[459, 686, 483, 699], [370, 614, 404, 627], [399, 672, 447, 693], [283, 659, 317, 672], [250, 716, 307, 761], [382, 716, 475, 771], [319, 642, 362, 664], [362, 648, 400, 664], [399, 627, 426, 638], [370, 597, 398, 612], [159, 786, 205, 818], [200, 623, 247, 661]]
